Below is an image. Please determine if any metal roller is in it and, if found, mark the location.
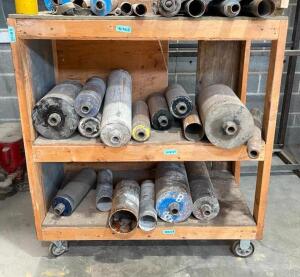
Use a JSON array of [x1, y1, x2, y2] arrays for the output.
[[75, 76, 106, 118], [109, 180, 140, 234], [78, 113, 101, 138], [209, 0, 241, 17], [247, 108, 263, 159], [147, 93, 173, 131], [185, 162, 220, 221], [90, 0, 118, 15], [165, 84, 193, 119], [182, 107, 204, 141], [120, 2, 133, 15], [241, 0, 275, 17], [52, 168, 96, 216], [100, 69, 132, 147], [139, 180, 157, 232], [183, 0, 207, 17], [155, 162, 193, 223], [197, 84, 254, 149], [132, 3, 147, 16], [96, 169, 113, 212], [154, 0, 181, 17], [132, 100, 151, 142], [32, 80, 82, 140]]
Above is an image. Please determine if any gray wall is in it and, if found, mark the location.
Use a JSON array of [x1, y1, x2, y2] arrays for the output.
[[0, 1, 299, 145]]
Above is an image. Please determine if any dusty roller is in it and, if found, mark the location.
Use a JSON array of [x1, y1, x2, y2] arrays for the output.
[[247, 108, 263, 159], [132, 100, 151, 142], [109, 180, 140, 234], [52, 168, 96, 216], [155, 162, 193, 223], [138, 180, 157, 232], [197, 84, 254, 149], [96, 169, 113, 212], [32, 80, 82, 140], [74, 76, 106, 118], [100, 70, 132, 147], [185, 162, 220, 221], [78, 113, 101, 138], [182, 107, 204, 141], [147, 93, 173, 130], [165, 84, 193, 119], [154, 0, 181, 17]]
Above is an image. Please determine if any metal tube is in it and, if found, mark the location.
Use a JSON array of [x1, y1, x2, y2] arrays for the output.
[[78, 113, 101, 138], [120, 2, 133, 15], [132, 3, 147, 16], [210, 0, 241, 17], [165, 84, 193, 119], [52, 168, 96, 216], [132, 100, 151, 142], [184, 0, 207, 17], [247, 108, 263, 159], [155, 0, 181, 17], [32, 80, 82, 140], [185, 162, 220, 221], [96, 169, 113, 212], [155, 162, 193, 223], [197, 84, 254, 149], [182, 107, 204, 141], [138, 180, 157, 232], [75, 76, 106, 118], [90, 0, 118, 15], [109, 180, 140, 234], [147, 93, 173, 130], [100, 69, 132, 147], [241, 0, 275, 17]]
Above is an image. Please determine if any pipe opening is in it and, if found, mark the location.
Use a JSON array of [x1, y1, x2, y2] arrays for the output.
[[171, 208, 179, 215], [81, 105, 90, 114], [85, 127, 93, 134], [187, 0, 205, 17], [223, 121, 238, 136], [96, 0, 104, 10], [139, 215, 156, 231], [135, 4, 147, 15], [137, 131, 146, 139], [176, 102, 188, 114], [158, 115, 168, 127], [169, 202, 180, 215], [48, 113, 62, 127], [54, 203, 65, 216], [250, 150, 259, 159], [111, 136, 121, 144], [257, 0, 274, 16], [231, 3, 240, 13], [110, 210, 137, 233], [121, 2, 132, 14], [185, 123, 203, 141], [204, 210, 211, 216], [97, 197, 112, 211]]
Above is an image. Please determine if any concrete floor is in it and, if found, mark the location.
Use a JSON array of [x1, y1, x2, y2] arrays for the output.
[[1, 158, 300, 277]]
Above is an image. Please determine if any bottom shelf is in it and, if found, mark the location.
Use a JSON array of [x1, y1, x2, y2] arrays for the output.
[[41, 173, 257, 241]]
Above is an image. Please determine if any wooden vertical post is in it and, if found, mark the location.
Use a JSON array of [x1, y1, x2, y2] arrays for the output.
[[254, 20, 288, 239]]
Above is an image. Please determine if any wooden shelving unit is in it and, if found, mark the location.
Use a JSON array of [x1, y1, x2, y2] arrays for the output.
[[8, 15, 287, 253]]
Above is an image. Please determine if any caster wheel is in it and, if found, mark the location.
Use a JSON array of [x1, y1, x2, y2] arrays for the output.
[[231, 240, 254, 258], [49, 241, 69, 257]]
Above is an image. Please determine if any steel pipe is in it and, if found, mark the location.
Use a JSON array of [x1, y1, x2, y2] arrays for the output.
[[120, 2, 133, 15], [132, 3, 147, 16], [96, 169, 113, 212], [182, 108, 204, 141], [183, 0, 207, 17], [241, 0, 275, 17]]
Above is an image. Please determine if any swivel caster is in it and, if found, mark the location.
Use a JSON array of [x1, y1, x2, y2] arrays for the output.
[[49, 240, 69, 257], [231, 240, 254, 258]]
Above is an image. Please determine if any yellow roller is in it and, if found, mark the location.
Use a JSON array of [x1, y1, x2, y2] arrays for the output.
[[15, 0, 38, 15], [132, 100, 151, 142]]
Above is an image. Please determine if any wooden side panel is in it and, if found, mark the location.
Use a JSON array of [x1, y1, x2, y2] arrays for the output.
[[55, 40, 168, 101]]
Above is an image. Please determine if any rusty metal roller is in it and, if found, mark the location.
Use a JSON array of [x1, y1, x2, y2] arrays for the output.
[[182, 107, 204, 141], [147, 93, 173, 130], [32, 80, 82, 139], [109, 180, 140, 234], [138, 180, 157, 232], [241, 0, 275, 17], [74, 76, 106, 118], [185, 162, 220, 221], [52, 168, 97, 216], [132, 100, 151, 142], [165, 84, 193, 119], [247, 108, 263, 159], [197, 84, 254, 149], [78, 113, 101, 138], [96, 169, 113, 212], [100, 70, 132, 147], [155, 162, 193, 223]]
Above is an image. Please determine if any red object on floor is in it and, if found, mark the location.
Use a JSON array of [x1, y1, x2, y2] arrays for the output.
[[0, 123, 25, 174]]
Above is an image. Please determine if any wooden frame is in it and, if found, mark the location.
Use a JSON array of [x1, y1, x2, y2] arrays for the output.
[[8, 15, 288, 242]]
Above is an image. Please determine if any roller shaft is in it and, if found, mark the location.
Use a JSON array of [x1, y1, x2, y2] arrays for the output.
[[132, 100, 151, 142], [96, 169, 113, 212]]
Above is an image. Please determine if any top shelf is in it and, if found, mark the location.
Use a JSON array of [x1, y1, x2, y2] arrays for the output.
[[8, 15, 287, 41]]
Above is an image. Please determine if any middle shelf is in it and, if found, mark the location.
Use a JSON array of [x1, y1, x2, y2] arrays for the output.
[[33, 129, 265, 162]]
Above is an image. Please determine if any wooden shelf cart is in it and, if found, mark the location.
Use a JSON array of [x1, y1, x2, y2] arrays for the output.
[[8, 15, 288, 256]]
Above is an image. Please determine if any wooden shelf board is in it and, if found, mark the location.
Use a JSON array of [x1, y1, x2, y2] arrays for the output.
[[42, 176, 257, 240], [9, 15, 287, 41], [33, 129, 265, 162]]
